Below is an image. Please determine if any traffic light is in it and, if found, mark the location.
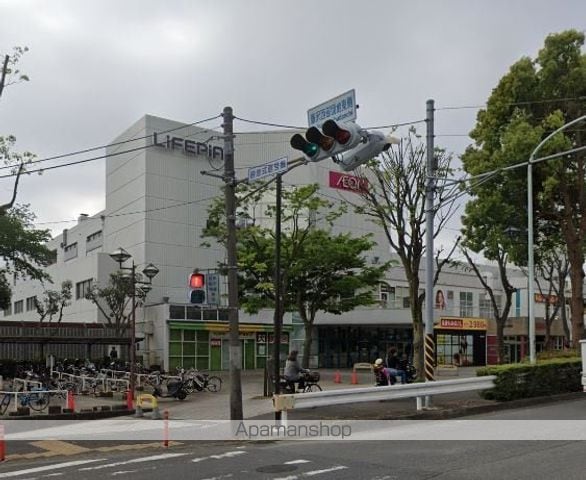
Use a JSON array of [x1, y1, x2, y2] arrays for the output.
[[290, 120, 365, 162], [189, 272, 206, 304], [337, 131, 400, 171]]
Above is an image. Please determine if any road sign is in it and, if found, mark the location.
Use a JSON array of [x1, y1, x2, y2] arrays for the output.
[[307, 89, 357, 128], [206, 272, 220, 305], [248, 156, 288, 182]]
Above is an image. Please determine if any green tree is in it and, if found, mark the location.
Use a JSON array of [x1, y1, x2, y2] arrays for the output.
[[35, 280, 73, 323], [203, 183, 388, 368], [353, 132, 458, 377], [0, 205, 53, 310], [461, 30, 586, 346], [85, 273, 145, 333]]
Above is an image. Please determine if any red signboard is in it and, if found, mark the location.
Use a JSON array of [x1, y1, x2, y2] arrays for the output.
[[329, 171, 369, 194]]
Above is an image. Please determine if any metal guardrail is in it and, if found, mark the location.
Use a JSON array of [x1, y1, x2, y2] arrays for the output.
[[273, 376, 497, 419]]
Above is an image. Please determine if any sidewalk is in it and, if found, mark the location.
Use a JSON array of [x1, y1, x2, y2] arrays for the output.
[[159, 367, 491, 420]]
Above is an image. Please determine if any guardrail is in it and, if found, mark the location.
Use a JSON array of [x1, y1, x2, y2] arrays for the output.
[[273, 376, 497, 420]]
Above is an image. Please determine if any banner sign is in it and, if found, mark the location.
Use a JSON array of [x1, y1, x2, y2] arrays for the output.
[[329, 171, 369, 194], [437, 318, 487, 331]]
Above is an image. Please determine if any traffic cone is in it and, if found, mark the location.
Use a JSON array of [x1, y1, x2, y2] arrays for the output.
[[333, 370, 342, 384], [66, 390, 75, 411], [126, 390, 134, 410], [351, 370, 358, 385]]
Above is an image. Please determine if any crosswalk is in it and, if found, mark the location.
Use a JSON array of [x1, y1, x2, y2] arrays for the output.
[[0, 447, 372, 480]]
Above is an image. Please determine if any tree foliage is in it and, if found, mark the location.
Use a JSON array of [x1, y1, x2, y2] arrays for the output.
[[461, 29, 586, 346], [85, 272, 146, 333], [35, 280, 73, 323], [203, 182, 389, 367], [351, 131, 459, 377]]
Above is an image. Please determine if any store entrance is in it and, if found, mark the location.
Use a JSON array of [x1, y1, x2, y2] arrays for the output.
[[435, 331, 486, 366]]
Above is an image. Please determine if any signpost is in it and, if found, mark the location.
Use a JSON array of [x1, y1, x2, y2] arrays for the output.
[[307, 89, 357, 128], [248, 156, 288, 182]]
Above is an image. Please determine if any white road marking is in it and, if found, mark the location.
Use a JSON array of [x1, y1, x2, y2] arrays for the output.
[[200, 475, 233, 480], [43, 475, 63, 478], [274, 465, 348, 480], [192, 451, 247, 463], [78, 453, 187, 471], [0, 459, 105, 478], [111, 471, 137, 476], [305, 466, 348, 476], [284, 460, 311, 465]]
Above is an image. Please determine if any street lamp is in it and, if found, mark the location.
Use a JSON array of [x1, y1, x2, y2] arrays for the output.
[[109, 247, 159, 402], [527, 114, 586, 363]]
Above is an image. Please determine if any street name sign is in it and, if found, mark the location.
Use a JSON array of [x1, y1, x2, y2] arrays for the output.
[[248, 156, 288, 182], [307, 89, 357, 128]]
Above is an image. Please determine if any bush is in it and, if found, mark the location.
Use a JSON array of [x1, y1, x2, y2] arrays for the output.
[[476, 358, 583, 401], [537, 349, 579, 360]]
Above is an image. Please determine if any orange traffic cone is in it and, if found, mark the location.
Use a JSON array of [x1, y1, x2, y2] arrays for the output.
[[66, 390, 75, 411], [351, 370, 358, 385], [333, 370, 342, 384]]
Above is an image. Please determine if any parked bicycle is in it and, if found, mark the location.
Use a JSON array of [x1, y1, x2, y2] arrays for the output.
[[0, 387, 51, 415], [183, 369, 222, 394]]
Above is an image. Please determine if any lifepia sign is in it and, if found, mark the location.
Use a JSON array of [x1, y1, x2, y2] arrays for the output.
[[329, 171, 369, 194], [153, 132, 224, 160]]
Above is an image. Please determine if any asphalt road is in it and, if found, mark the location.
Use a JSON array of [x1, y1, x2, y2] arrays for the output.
[[1, 397, 586, 480]]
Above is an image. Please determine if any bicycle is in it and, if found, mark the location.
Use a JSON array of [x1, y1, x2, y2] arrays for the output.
[[184, 370, 222, 394], [0, 388, 51, 414], [279, 371, 322, 393]]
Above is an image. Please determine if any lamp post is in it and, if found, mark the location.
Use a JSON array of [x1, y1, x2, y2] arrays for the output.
[[527, 114, 586, 364], [109, 247, 159, 400]]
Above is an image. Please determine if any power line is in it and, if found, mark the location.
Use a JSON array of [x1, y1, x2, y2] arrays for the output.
[[0, 124, 223, 179], [0, 115, 222, 172], [436, 95, 586, 112]]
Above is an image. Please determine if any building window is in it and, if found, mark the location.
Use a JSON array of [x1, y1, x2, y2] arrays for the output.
[[14, 300, 23, 314], [26, 296, 37, 312], [378, 283, 395, 308], [3, 304, 11, 317], [47, 249, 57, 265], [459, 291, 474, 317], [86, 230, 103, 253], [479, 294, 501, 318], [76, 279, 93, 300], [64, 242, 78, 261]]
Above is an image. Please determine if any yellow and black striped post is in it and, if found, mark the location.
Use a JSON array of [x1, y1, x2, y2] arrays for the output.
[[424, 334, 435, 381]]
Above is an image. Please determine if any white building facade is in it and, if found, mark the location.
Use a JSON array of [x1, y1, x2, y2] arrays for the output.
[[2, 115, 570, 369]]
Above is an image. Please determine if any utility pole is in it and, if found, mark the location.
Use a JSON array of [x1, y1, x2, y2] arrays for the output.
[[222, 106, 243, 420], [273, 173, 283, 420], [424, 99, 436, 392]]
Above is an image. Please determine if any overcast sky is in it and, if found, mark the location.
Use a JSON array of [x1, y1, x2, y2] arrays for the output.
[[1, 0, 584, 252]]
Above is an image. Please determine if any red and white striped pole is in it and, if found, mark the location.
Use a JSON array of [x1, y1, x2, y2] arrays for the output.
[[0, 424, 6, 462], [163, 409, 169, 448]]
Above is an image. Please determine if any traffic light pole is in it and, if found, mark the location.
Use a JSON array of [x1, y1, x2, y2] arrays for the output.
[[222, 106, 243, 420], [273, 173, 283, 420]]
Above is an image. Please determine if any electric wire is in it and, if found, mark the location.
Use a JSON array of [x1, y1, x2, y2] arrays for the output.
[[436, 95, 586, 111], [0, 123, 223, 179], [0, 114, 222, 172]]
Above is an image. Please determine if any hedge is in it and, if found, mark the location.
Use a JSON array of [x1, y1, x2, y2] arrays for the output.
[[476, 357, 583, 401]]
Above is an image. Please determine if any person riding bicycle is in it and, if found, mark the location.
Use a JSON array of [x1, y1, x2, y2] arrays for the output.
[[284, 350, 308, 392]]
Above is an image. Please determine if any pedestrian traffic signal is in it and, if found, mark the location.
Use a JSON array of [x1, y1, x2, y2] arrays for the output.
[[290, 121, 365, 162], [337, 131, 400, 171], [189, 272, 206, 304]]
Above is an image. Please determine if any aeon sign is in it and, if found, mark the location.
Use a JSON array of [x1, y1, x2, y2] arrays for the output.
[[153, 132, 224, 160], [329, 171, 369, 194]]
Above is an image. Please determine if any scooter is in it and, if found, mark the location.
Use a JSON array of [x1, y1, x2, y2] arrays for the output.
[[152, 378, 188, 400]]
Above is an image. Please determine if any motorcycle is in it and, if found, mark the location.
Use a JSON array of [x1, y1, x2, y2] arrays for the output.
[[152, 378, 188, 400]]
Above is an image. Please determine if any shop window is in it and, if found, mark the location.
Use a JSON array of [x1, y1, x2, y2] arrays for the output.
[[187, 307, 201, 320], [196, 357, 209, 370], [183, 343, 196, 356], [184, 330, 196, 342], [168, 357, 182, 371], [197, 342, 210, 356], [183, 357, 196, 369], [197, 331, 210, 342], [169, 329, 182, 341], [169, 342, 182, 356]]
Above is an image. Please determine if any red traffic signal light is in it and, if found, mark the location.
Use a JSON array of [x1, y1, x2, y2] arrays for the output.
[[189, 273, 205, 289]]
